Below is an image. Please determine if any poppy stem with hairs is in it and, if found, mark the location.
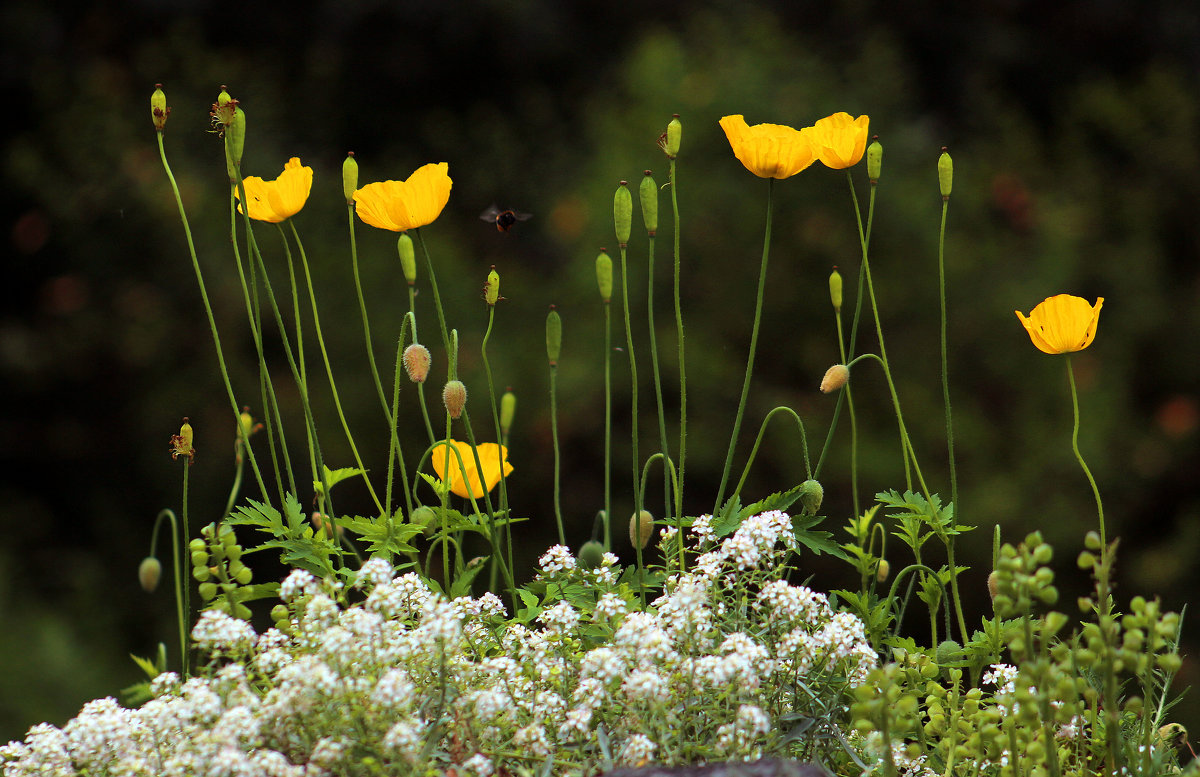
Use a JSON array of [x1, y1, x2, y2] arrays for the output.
[[1066, 355, 1106, 550], [713, 178, 774, 517]]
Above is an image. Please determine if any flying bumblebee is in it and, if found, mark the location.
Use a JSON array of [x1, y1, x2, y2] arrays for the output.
[[480, 205, 532, 232]]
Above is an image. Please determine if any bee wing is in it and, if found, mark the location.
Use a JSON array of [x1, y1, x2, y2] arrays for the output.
[[479, 205, 501, 222], [510, 209, 533, 222]]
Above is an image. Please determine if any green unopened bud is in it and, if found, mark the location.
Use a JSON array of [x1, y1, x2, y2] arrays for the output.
[[410, 505, 438, 537], [151, 85, 170, 132], [629, 510, 654, 550], [500, 389, 516, 436], [936, 639, 963, 665], [938, 148, 953, 199], [867, 137, 882, 182], [397, 233, 417, 284], [820, 364, 850, 394], [639, 171, 658, 235], [403, 343, 431, 383], [663, 114, 682, 158], [579, 540, 606, 570], [876, 558, 890, 584], [484, 267, 500, 306], [138, 557, 162, 592], [442, 380, 467, 420], [798, 479, 824, 516], [342, 152, 358, 205], [595, 249, 613, 302], [614, 181, 632, 246], [546, 305, 562, 366], [828, 267, 843, 311]]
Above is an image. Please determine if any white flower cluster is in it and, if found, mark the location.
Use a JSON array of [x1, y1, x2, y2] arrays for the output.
[[2, 512, 876, 776]]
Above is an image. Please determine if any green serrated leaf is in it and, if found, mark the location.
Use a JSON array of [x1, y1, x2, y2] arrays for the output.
[[129, 653, 160, 680], [313, 466, 366, 496]]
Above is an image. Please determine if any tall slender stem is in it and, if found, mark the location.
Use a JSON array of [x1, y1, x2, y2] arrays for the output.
[[618, 243, 642, 527], [1067, 355, 1106, 548], [645, 233, 675, 530], [669, 157, 687, 524]]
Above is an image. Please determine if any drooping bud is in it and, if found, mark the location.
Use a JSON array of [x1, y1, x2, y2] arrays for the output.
[[546, 305, 562, 367], [499, 389, 516, 436], [614, 181, 632, 247], [151, 85, 170, 132], [867, 136, 882, 183], [342, 152, 358, 205], [820, 364, 850, 394], [397, 234, 417, 284], [484, 266, 500, 306], [403, 343, 431, 383], [578, 540, 606, 570], [639, 171, 658, 235], [595, 249, 613, 303], [664, 114, 682, 158], [410, 505, 438, 537], [138, 557, 162, 592], [875, 558, 890, 584], [938, 147, 953, 199], [828, 267, 843, 312], [629, 510, 654, 550], [798, 479, 824, 516], [170, 417, 195, 463], [442, 380, 467, 419]]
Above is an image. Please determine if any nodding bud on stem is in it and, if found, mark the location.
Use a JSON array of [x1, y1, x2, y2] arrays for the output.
[[442, 380, 467, 420], [397, 234, 417, 284], [500, 389, 516, 436], [828, 267, 843, 312], [639, 171, 658, 235], [578, 540, 606, 570], [595, 249, 613, 302], [151, 85, 169, 131], [342, 153, 358, 205], [867, 136, 882, 183], [485, 267, 500, 306], [938, 147, 953, 199], [820, 364, 850, 394], [138, 557, 162, 592], [546, 305, 562, 366], [798, 479, 824, 516], [876, 559, 890, 584], [403, 343, 431, 383], [613, 181, 632, 247], [629, 510, 654, 550], [987, 570, 999, 601]]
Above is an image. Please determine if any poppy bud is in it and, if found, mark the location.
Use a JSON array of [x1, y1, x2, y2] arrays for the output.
[[342, 152, 358, 205], [798, 479, 823, 516], [987, 570, 999, 602], [151, 85, 169, 132], [410, 505, 438, 537], [938, 148, 953, 199], [639, 171, 658, 236], [876, 558, 890, 584], [629, 510, 654, 550], [138, 557, 162, 592], [500, 389, 516, 436], [224, 107, 246, 180], [828, 267, 843, 312], [936, 639, 963, 665], [664, 114, 682, 158], [595, 249, 613, 303], [546, 306, 562, 367], [442, 380, 467, 420], [403, 343, 431, 383], [820, 364, 850, 394], [867, 137, 882, 183], [579, 540, 606, 570], [397, 234, 417, 284], [614, 181, 632, 247], [484, 267, 500, 306]]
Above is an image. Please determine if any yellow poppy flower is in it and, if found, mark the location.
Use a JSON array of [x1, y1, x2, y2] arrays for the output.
[[431, 440, 513, 499], [811, 112, 870, 169], [1015, 294, 1104, 354], [353, 162, 452, 231], [718, 115, 817, 179], [236, 157, 313, 223]]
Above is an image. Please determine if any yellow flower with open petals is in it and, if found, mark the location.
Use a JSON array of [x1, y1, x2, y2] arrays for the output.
[[431, 440, 513, 499], [719, 115, 817, 179], [236, 157, 312, 223], [1015, 294, 1104, 354], [353, 162, 452, 231], [811, 112, 870, 169]]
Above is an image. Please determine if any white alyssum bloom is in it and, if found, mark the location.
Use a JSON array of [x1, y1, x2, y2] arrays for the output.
[[191, 609, 257, 655], [537, 544, 576, 577]]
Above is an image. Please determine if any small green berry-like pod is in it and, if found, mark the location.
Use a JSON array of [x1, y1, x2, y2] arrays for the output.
[[613, 181, 632, 247], [342, 152, 358, 205], [595, 249, 613, 303], [867, 136, 883, 183], [938, 147, 953, 199], [397, 233, 417, 285], [639, 171, 658, 236], [828, 267, 843, 312], [663, 114, 682, 158]]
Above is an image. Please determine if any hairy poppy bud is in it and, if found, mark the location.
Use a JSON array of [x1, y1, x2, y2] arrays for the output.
[[410, 505, 438, 537], [500, 389, 516, 436], [151, 85, 169, 132], [820, 364, 850, 394], [798, 479, 824, 516], [938, 148, 953, 199], [828, 267, 843, 312], [403, 343, 431, 383], [639, 171, 658, 235], [484, 267, 500, 306], [442, 380, 467, 419], [138, 557, 162, 592], [664, 114, 682, 158], [867, 137, 882, 183], [876, 558, 890, 584], [546, 306, 562, 367], [342, 152, 358, 205], [595, 249, 613, 303], [397, 234, 417, 284], [579, 540, 606, 570], [614, 181, 632, 247], [629, 510, 654, 550]]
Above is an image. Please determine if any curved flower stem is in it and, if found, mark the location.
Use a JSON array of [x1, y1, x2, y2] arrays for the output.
[[813, 307, 861, 519], [602, 299, 613, 550], [480, 305, 512, 588], [347, 204, 393, 426], [713, 177, 774, 516], [149, 508, 185, 676], [645, 233, 675, 541], [405, 295, 437, 447], [384, 314, 416, 527], [729, 406, 812, 507], [286, 221, 384, 515], [460, 410, 515, 597], [1066, 355, 1106, 548], [221, 439, 247, 522], [669, 158, 687, 533]]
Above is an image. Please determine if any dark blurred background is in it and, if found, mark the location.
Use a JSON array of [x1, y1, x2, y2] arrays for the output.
[[3, 0, 1200, 750]]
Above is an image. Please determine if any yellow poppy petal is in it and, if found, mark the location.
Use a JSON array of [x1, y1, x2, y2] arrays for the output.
[[237, 175, 282, 222], [812, 112, 869, 170], [430, 440, 513, 499], [352, 164, 452, 232], [720, 115, 815, 179], [1015, 294, 1104, 354], [353, 182, 405, 231]]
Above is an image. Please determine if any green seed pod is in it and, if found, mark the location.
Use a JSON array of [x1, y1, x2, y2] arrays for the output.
[[189, 537, 206, 553], [500, 389, 516, 436], [192, 566, 210, 582], [867, 137, 882, 182], [442, 380, 467, 420], [595, 249, 613, 303], [485, 267, 500, 306], [639, 171, 658, 235], [342, 152, 358, 205], [798, 479, 824, 516], [828, 267, 843, 312], [234, 566, 253, 585], [629, 510, 654, 550], [138, 557, 162, 592], [545, 306, 562, 366], [198, 582, 218, 601], [397, 233, 417, 284], [151, 85, 169, 132], [224, 107, 246, 181], [664, 114, 682, 158], [227, 561, 246, 579], [270, 604, 289, 621], [578, 540, 606, 570], [190, 549, 209, 567], [613, 181, 632, 247], [233, 603, 252, 620], [938, 148, 953, 199], [403, 343, 431, 383]]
